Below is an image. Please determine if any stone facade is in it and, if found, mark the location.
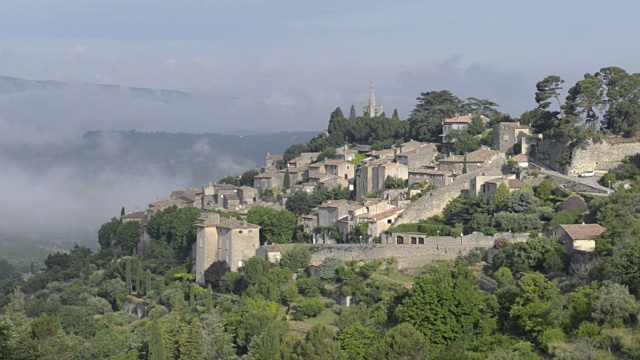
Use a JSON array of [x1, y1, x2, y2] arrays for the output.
[[492, 122, 534, 153], [193, 213, 260, 285], [397, 157, 505, 224], [569, 139, 640, 176]]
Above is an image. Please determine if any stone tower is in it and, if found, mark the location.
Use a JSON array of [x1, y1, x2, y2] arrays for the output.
[[362, 81, 384, 117]]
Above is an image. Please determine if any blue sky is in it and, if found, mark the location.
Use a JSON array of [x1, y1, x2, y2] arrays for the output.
[[1, 0, 640, 133]]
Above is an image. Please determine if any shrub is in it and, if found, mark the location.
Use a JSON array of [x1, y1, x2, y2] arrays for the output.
[[297, 278, 322, 297], [295, 298, 324, 319]]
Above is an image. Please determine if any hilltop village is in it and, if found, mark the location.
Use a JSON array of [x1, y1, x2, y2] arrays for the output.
[[120, 81, 627, 285], [6, 68, 640, 359]]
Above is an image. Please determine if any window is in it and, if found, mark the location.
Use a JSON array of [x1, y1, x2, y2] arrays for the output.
[[387, 219, 392, 224], [238, 260, 244, 268], [198, 238, 203, 248], [238, 230, 243, 234], [226, 239, 229, 250], [411, 237, 417, 244], [419, 237, 425, 244], [397, 236, 404, 244]]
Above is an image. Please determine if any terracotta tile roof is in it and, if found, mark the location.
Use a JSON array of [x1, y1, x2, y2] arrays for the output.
[[410, 169, 448, 176], [466, 149, 500, 162], [319, 200, 349, 209], [512, 154, 529, 162], [218, 218, 260, 230], [560, 224, 605, 241], [508, 179, 524, 189], [309, 261, 323, 267], [121, 211, 147, 220], [443, 114, 473, 124], [367, 208, 403, 222]]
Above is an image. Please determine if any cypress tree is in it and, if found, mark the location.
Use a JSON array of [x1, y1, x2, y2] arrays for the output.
[[349, 105, 357, 120], [121, 207, 126, 216], [392, 108, 400, 121], [30, 262, 35, 275], [283, 169, 291, 190], [135, 260, 143, 295], [125, 259, 132, 294], [189, 284, 195, 310], [149, 318, 166, 360], [205, 285, 213, 313], [462, 154, 468, 174]]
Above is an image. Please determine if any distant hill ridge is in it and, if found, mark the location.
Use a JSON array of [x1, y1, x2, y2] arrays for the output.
[[0, 75, 191, 101]]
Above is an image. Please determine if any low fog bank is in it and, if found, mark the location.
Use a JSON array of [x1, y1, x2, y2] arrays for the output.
[[0, 87, 318, 247]]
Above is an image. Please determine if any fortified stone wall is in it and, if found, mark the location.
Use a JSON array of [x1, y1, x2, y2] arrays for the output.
[[303, 232, 530, 269], [569, 139, 640, 175], [395, 157, 505, 224], [530, 139, 568, 172]]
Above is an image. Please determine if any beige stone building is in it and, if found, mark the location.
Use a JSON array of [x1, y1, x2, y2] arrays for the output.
[[193, 213, 261, 285], [408, 169, 450, 188], [437, 149, 502, 174], [395, 144, 437, 169], [253, 171, 282, 191], [356, 159, 409, 199], [551, 224, 605, 253], [492, 122, 535, 154], [469, 174, 523, 198]]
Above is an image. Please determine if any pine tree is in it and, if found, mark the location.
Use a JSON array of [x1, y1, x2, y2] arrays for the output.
[[283, 169, 291, 190], [349, 105, 357, 120], [149, 318, 166, 360], [121, 207, 126, 216], [178, 317, 204, 359]]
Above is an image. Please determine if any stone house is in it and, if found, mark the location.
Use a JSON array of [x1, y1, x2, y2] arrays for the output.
[[120, 211, 148, 224], [365, 207, 404, 239], [551, 224, 605, 253], [239, 186, 258, 205], [395, 144, 437, 169], [255, 244, 293, 264], [287, 152, 319, 168], [265, 154, 286, 171], [492, 122, 534, 154], [356, 159, 409, 199], [303, 212, 319, 233], [437, 149, 502, 174], [324, 159, 354, 180], [399, 140, 429, 153], [511, 153, 529, 168], [318, 200, 351, 228], [442, 114, 473, 142], [334, 145, 358, 162], [253, 171, 282, 191], [291, 183, 316, 194], [193, 213, 261, 285], [308, 261, 323, 280], [408, 169, 450, 188], [366, 148, 398, 161], [222, 193, 241, 211], [147, 197, 192, 215], [471, 175, 523, 198], [280, 166, 309, 185], [307, 162, 325, 177], [317, 174, 350, 191]]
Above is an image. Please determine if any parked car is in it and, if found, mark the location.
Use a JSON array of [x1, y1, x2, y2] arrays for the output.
[[579, 171, 595, 178]]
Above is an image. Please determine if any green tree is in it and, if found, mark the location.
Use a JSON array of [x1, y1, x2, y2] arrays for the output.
[[320, 258, 343, 280], [286, 191, 311, 216], [494, 183, 510, 210], [295, 298, 324, 320], [115, 221, 140, 254], [339, 324, 378, 360], [279, 246, 311, 272], [393, 264, 485, 346], [407, 90, 468, 142], [535, 181, 553, 201], [219, 176, 238, 185], [374, 323, 429, 360], [297, 324, 344, 360], [204, 260, 230, 289], [98, 218, 121, 249], [592, 282, 636, 327], [149, 318, 166, 360], [392, 108, 400, 121], [349, 105, 357, 120], [178, 317, 204, 360], [462, 154, 468, 174], [241, 169, 259, 187], [535, 75, 565, 114], [283, 169, 291, 190], [247, 206, 296, 244]]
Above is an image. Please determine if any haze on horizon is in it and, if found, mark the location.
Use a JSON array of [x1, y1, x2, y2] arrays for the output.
[[1, 0, 640, 247]]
